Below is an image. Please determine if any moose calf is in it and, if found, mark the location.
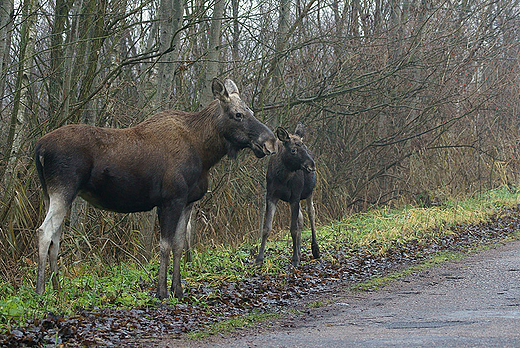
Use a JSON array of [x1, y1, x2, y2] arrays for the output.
[[256, 123, 320, 266]]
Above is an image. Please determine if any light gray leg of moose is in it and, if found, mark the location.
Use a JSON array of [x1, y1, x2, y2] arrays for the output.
[[307, 194, 320, 259], [297, 204, 304, 231], [184, 206, 195, 262], [290, 201, 302, 266], [170, 203, 193, 297], [48, 226, 63, 291], [157, 200, 185, 299], [36, 193, 68, 295], [256, 197, 278, 265]]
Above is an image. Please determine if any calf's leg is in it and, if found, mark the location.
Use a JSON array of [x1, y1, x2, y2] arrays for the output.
[[290, 201, 302, 266], [36, 193, 70, 295], [306, 194, 320, 259], [256, 196, 278, 265]]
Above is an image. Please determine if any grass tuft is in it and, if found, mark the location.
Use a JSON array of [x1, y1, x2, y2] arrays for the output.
[[187, 312, 280, 339]]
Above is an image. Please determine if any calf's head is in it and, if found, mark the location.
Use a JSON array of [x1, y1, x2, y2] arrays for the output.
[[277, 123, 316, 173], [213, 78, 276, 158]]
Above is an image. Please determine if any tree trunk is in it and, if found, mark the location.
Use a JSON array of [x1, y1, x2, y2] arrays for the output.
[[258, 0, 317, 124], [156, 0, 184, 110], [0, 0, 14, 109], [231, 0, 240, 79], [60, 0, 83, 128], [48, 0, 71, 125], [201, 0, 226, 106], [76, 0, 108, 125], [272, 0, 290, 94], [1, 0, 38, 184]]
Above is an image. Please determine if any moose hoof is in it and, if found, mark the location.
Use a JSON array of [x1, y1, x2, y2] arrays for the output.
[[172, 286, 184, 300], [156, 291, 169, 300], [312, 244, 321, 259]]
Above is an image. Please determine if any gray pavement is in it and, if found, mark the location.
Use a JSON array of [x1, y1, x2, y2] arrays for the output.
[[163, 240, 520, 348]]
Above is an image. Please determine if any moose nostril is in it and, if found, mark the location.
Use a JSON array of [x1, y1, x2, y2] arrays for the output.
[[264, 142, 276, 155], [304, 162, 316, 172]]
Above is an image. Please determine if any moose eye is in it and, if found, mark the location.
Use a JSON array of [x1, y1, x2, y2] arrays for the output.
[[235, 113, 243, 121], [291, 148, 297, 154]]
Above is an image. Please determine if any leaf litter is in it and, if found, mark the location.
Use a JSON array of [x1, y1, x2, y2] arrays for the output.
[[2, 206, 520, 347]]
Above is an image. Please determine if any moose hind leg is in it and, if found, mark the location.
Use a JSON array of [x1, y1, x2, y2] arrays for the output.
[[36, 193, 69, 295], [306, 195, 320, 259], [48, 227, 63, 291]]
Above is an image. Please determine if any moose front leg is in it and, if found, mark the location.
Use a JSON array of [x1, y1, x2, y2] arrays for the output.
[[170, 203, 193, 298], [290, 201, 302, 267], [306, 194, 320, 259], [157, 200, 185, 299], [184, 206, 196, 262], [256, 196, 278, 265]]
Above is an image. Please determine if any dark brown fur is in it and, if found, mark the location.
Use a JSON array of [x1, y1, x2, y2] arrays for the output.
[[256, 123, 320, 267], [35, 78, 276, 299]]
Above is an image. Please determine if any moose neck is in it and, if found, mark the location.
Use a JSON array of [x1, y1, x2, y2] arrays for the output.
[[186, 100, 229, 170]]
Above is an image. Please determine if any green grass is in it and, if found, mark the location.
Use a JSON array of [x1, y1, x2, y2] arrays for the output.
[[307, 299, 333, 308], [187, 311, 280, 339], [317, 186, 520, 255], [1, 185, 520, 332], [0, 262, 162, 331]]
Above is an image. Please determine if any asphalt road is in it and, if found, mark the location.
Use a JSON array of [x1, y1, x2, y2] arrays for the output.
[[168, 239, 520, 348]]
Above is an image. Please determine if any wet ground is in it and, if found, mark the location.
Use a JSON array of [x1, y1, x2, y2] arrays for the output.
[[174, 238, 520, 347], [2, 206, 520, 347]]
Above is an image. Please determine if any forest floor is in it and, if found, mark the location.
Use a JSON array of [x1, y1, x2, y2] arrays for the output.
[[2, 206, 520, 347]]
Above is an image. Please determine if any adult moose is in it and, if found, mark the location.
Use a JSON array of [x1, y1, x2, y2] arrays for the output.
[[255, 123, 320, 267], [35, 78, 276, 299]]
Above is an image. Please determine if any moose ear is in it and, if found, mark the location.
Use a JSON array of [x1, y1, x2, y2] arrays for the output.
[[212, 78, 231, 103], [224, 79, 240, 95], [295, 122, 305, 139], [276, 127, 290, 142]]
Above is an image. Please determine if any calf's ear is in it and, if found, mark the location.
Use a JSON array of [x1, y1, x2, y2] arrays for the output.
[[295, 122, 305, 139], [212, 78, 231, 103], [276, 127, 290, 142]]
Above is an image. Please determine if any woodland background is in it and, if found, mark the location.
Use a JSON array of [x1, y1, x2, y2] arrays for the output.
[[1, 0, 520, 284]]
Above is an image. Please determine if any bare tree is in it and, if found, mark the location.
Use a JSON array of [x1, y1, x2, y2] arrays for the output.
[[2, 0, 38, 184], [201, 0, 226, 105], [0, 0, 14, 111], [156, 0, 185, 110]]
